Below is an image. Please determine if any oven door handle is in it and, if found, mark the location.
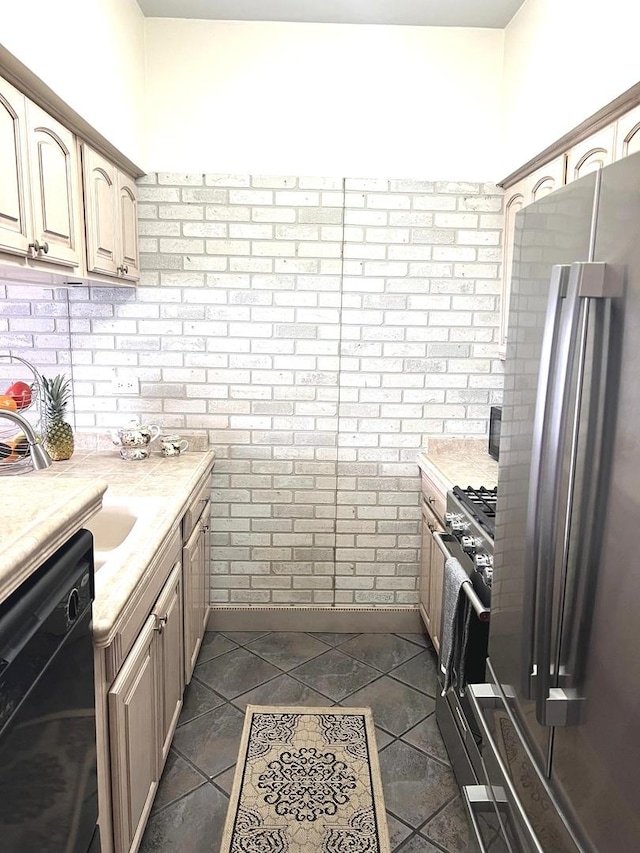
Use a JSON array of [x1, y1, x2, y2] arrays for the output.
[[432, 532, 490, 622]]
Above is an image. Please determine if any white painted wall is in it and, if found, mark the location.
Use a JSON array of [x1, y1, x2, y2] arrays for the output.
[[502, 0, 640, 176], [144, 20, 504, 179], [0, 0, 146, 166]]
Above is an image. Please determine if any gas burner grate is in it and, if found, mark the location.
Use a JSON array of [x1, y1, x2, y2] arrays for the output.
[[453, 485, 498, 537]]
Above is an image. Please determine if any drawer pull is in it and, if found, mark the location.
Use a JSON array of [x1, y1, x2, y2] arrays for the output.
[[154, 614, 168, 634]]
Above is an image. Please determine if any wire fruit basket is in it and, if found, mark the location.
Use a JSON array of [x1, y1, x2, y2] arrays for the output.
[[0, 353, 48, 475]]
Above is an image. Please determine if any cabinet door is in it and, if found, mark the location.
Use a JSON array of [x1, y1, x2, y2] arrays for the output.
[[429, 527, 445, 654], [154, 561, 184, 766], [118, 172, 140, 282], [25, 101, 81, 268], [524, 154, 565, 202], [419, 503, 434, 639], [83, 145, 119, 276], [566, 125, 615, 183], [108, 616, 159, 853], [182, 503, 209, 683], [498, 184, 526, 358], [0, 78, 30, 258], [615, 104, 640, 159]]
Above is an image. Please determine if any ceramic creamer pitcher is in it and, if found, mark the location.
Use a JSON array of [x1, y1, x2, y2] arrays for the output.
[[109, 418, 161, 448]]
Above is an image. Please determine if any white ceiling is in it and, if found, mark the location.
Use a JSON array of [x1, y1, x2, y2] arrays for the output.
[[136, 0, 527, 28]]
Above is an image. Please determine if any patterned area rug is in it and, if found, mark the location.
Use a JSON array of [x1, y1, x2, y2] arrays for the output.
[[220, 705, 391, 853]]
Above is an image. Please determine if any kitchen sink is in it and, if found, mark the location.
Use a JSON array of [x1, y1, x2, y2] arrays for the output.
[[84, 498, 161, 568]]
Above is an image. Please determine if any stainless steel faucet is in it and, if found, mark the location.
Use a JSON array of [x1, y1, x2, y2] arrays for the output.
[[0, 409, 52, 470]]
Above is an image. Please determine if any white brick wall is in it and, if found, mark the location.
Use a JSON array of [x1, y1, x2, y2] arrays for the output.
[[1, 173, 503, 608]]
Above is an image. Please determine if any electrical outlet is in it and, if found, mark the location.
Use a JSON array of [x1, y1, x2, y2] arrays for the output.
[[112, 377, 140, 395]]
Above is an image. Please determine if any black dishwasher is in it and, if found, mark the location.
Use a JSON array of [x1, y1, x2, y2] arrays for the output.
[[0, 529, 100, 852]]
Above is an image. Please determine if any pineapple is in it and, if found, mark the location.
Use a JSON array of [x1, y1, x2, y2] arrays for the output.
[[42, 374, 75, 461]]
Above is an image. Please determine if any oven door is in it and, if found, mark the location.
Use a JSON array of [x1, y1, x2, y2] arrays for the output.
[[433, 532, 491, 788]]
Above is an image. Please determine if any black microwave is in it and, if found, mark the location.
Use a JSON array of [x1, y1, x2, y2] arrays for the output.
[[488, 406, 502, 461]]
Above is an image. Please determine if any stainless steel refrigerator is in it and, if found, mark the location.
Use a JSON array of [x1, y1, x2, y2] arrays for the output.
[[464, 152, 640, 851]]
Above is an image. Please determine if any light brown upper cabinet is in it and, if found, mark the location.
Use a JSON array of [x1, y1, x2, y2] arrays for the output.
[[615, 104, 640, 159], [83, 144, 140, 282], [565, 125, 615, 182], [0, 77, 81, 270], [0, 77, 30, 257], [499, 156, 565, 357]]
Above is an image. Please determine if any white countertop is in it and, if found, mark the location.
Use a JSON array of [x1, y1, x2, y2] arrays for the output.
[[1, 449, 216, 644], [417, 438, 499, 491]]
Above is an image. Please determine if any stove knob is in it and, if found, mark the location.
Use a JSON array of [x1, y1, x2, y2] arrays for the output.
[[451, 519, 470, 534], [445, 512, 462, 525], [461, 536, 482, 554], [474, 554, 489, 569]]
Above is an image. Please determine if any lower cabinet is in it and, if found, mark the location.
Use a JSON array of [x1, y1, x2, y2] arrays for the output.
[[107, 562, 182, 853], [95, 470, 213, 853], [183, 499, 210, 683], [428, 515, 445, 653], [420, 499, 445, 653], [419, 467, 447, 654], [108, 615, 159, 853], [154, 562, 184, 763]]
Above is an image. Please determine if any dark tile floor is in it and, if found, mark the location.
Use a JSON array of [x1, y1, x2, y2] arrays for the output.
[[139, 630, 475, 853]]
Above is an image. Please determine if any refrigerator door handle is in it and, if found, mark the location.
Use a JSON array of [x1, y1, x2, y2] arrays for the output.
[[534, 261, 622, 727], [523, 264, 570, 700]]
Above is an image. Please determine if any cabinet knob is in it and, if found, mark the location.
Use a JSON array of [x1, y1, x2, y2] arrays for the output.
[[427, 496, 436, 505], [154, 614, 168, 634], [41, 241, 49, 254], [123, 264, 129, 274], [28, 240, 41, 254]]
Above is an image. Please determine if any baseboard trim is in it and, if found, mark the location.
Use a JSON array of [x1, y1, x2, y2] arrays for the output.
[[207, 606, 423, 633]]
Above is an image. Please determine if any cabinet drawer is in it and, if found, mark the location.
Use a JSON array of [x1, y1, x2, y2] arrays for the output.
[[105, 528, 181, 683], [420, 470, 446, 525], [181, 474, 211, 540]]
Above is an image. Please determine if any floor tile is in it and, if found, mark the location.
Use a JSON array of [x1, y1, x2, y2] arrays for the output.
[[386, 813, 413, 851], [195, 632, 238, 663], [172, 702, 245, 777], [375, 726, 395, 751], [308, 631, 359, 647], [220, 630, 271, 645], [151, 751, 206, 814], [289, 648, 380, 702], [232, 672, 331, 710], [402, 713, 450, 765], [339, 633, 423, 672], [395, 833, 443, 853], [177, 677, 224, 727], [212, 765, 237, 796], [395, 632, 433, 650], [389, 649, 440, 698], [194, 647, 281, 699], [244, 631, 329, 670], [341, 676, 435, 736], [421, 795, 474, 853], [139, 782, 228, 853], [379, 740, 458, 828]]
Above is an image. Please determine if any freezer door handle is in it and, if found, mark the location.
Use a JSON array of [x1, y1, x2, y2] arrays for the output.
[[462, 785, 510, 853], [467, 684, 547, 853]]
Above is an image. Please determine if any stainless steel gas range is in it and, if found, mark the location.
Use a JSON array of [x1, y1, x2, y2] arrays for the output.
[[435, 484, 496, 788]]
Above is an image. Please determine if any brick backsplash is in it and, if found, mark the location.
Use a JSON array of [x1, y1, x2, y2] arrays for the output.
[[1, 174, 503, 608]]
